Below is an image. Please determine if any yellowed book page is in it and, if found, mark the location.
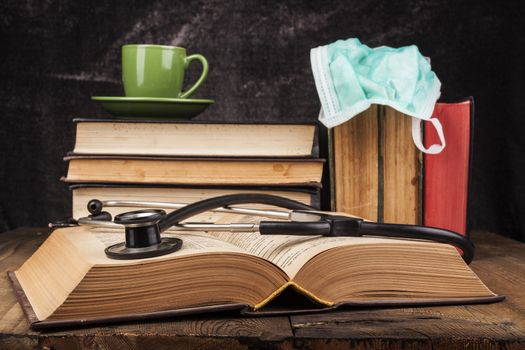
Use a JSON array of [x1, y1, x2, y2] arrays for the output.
[[210, 230, 427, 278], [62, 226, 249, 266], [204, 213, 459, 279], [74, 123, 315, 157], [202, 213, 363, 278], [65, 159, 323, 185], [15, 229, 95, 321]]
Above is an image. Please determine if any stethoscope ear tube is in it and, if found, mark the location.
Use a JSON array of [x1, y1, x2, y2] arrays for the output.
[[157, 194, 315, 232]]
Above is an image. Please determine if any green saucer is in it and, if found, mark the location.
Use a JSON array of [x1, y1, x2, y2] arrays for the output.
[[91, 96, 214, 119]]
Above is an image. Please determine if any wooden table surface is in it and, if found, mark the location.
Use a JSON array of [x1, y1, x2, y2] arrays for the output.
[[0, 228, 524, 350]]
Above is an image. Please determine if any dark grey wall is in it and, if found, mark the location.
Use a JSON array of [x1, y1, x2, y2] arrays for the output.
[[1, 0, 524, 240]]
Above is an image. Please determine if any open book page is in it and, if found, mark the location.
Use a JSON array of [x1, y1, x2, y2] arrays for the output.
[[65, 226, 248, 265], [72, 214, 442, 278], [201, 213, 416, 278], [206, 230, 401, 278]]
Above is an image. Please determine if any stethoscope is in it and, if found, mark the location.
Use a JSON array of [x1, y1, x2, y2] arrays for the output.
[[50, 193, 474, 264]]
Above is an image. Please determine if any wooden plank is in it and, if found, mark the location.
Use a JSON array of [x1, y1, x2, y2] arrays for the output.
[[381, 107, 421, 224], [290, 230, 525, 349], [292, 307, 525, 349], [33, 317, 294, 350], [333, 105, 379, 220], [0, 228, 49, 334], [0, 228, 294, 350], [466, 231, 525, 330], [0, 228, 48, 349]]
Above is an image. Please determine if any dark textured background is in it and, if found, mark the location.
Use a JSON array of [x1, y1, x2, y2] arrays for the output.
[[1, 0, 524, 240]]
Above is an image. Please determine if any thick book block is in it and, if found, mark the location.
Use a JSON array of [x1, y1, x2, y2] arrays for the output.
[[330, 106, 421, 224], [63, 155, 324, 186], [424, 99, 473, 236], [11, 224, 500, 329], [72, 119, 318, 158]]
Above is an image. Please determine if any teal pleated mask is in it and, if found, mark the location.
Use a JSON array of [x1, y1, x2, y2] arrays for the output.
[[311, 38, 445, 154]]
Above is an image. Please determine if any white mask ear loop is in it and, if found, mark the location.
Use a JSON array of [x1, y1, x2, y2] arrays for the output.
[[411, 117, 446, 154]]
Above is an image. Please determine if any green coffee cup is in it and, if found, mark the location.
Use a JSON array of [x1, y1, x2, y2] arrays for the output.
[[122, 44, 208, 98]]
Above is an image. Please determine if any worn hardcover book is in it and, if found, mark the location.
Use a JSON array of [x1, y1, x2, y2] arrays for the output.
[[329, 106, 422, 224], [63, 155, 324, 186], [11, 216, 502, 329], [70, 184, 321, 218], [424, 98, 474, 236], [72, 119, 318, 158]]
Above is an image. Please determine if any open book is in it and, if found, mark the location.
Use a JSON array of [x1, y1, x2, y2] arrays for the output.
[[10, 215, 502, 329]]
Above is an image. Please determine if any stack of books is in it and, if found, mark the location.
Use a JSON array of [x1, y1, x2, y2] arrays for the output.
[[62, 119, 324, 219], [13, 102, 498, 331]]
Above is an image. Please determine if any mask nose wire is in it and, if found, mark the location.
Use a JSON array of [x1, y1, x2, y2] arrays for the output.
[[157, 193, 316, 232]]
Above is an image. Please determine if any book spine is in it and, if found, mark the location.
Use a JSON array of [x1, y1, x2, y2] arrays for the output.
[[317, 122, 332, 211], [333, 106, 380, 221], [381, 106, 422, 225], [331, 106, 421, 224], [424, 99, 472, 236]]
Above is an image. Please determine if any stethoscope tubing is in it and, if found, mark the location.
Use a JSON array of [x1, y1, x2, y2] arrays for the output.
[[66, 194, 474, 264], [93, 200, 291, 220]]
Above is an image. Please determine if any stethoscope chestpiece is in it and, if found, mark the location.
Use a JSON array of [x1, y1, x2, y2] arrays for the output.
[[105, 209, 182, 260]]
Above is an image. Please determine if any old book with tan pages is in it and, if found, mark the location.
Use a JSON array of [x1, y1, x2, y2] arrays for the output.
[[63, 155, 324, 186], [72, 119, 318, 157], [70, 184, 319, 219], [10, 213, 501, 329], [330, 106, 422, 224]]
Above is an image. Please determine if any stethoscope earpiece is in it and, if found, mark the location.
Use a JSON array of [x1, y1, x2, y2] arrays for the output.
[[85, 199, 113, 221], [87, 199, 104, 215]]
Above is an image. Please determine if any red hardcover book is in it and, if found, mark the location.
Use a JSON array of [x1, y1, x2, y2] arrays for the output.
[[424, 98, 473, 236]]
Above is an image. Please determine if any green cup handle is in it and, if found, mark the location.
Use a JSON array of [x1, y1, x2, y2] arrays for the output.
[[180, 54, 209, 98]]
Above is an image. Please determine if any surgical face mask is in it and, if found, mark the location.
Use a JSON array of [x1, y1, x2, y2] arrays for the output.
[[311, 38, 445, 154]]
